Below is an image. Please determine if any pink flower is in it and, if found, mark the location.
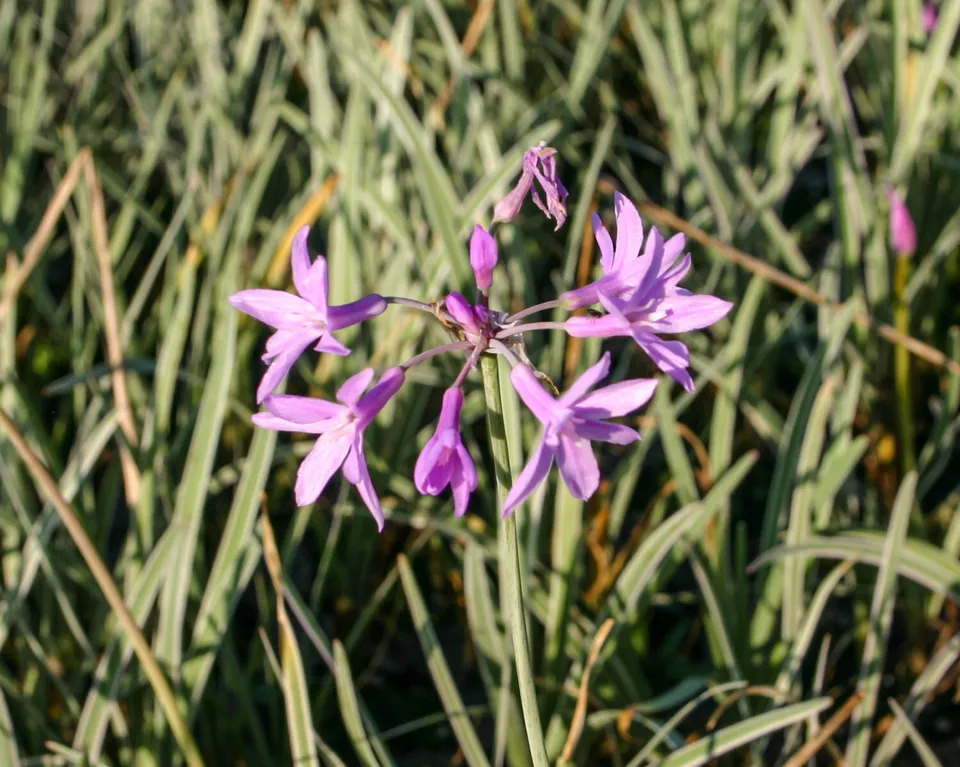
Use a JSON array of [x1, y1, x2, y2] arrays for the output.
[[252, 367, 405, 530], [469, 225, 498, 294], [414, 387, 478, 516], [229, 226, 386, 402], [493, 143, 569, 230], [502, 353, 658, 516], [561, 193, 688, 310], [924, 2, 938, 34], [886, 186, 917, 258]]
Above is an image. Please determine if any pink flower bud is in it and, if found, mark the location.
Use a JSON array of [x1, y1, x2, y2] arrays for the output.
[[886, 186, 917, 258], [469, 225, 498, 293]]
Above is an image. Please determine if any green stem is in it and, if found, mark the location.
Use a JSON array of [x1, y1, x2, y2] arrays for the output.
[[480, 355, 549, 767], [894, 257, 915, 475]]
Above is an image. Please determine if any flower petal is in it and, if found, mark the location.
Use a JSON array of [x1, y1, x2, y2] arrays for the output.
[[294, 432, 352, 506], [344, 438, 384, 531], [251, 412, 329, 434], [633, 330, 695, 392], [355, 367, 405, 428], [450, 461, 472, 517], [327, 294, 387, 331], [262, 394, 345, 424], [641, 295, 734, 333], [510, 364, 557, 425], [613, 192, 643, 271], [256, 330, 317, 403], [301, 255, 330, 315], [315, 334, 351, 356], [456, 444, 478, 491], [492, 169, 534, 224], [593, 213, 615, 274], [414, 436, 448, 494], [564, 313, 630, 338], [290, 226, 312, 298], [575, 378, 659, 419], [502, 440, 555, 517], [658, 252, 691, 292], [558, 352, 611, 407], [337, 368, 375, 406], [555, 434, 600, 500], [574, 420, 641, 445], [229, 289, 313, 329]]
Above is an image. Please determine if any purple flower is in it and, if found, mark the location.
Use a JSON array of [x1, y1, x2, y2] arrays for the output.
[[561, 193, 688, 310], [229, 226, 387, 402], [493, 143, 569, 230], [502, 353, 657, 516], [886, 186, 917, 258], [414, 387, 478, 516], [924, 2, 938, 34], [565, 289, 732, 393], [469, 225, 498, 294], [252, 367, 405, 530]]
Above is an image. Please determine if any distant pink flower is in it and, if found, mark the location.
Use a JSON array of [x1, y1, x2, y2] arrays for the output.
[[414, 387, 477, 516], [253, 367, 405, 529], [561, 193, 689, 310], [886, 186, 917, 258], [469, 225, 498, 294], [924, 2, 938, 34], [502, 353, 657, 516], [493, 143, 569, 230], [229, 226, 386, 402]]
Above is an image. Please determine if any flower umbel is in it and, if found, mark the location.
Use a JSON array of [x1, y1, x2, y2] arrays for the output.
[[230, 148, 731, 528], [229, 226, 386, 401]]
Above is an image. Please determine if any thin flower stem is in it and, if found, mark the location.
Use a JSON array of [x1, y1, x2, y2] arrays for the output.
[[505, 299, 563, 324], [0, 408, 206, 767], [495, 321, 568, 339], [452, 344, 485, 388], [384, 295, 455, 324], [479, 356, 549, 766], [400, 341, 473, 370], [488, 339, 520, 367]]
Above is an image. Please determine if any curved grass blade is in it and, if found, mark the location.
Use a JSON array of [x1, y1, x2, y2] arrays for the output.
[[156, 291, 237, 680], [184, 424, 277, 706], [657, 698, 833, 767], [398, 555, 491, 767], [334, 641, 382, 767], [0, 685, 20, 767], [888, 698, 943, 767], [870, 631, 960, 765]]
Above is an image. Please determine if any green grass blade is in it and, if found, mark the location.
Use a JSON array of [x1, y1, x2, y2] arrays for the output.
[[846, 472, 918, 766], [156, 291, 237, 680], [657, 698, 833, 767], [334, 641, 382, 767], [184, 425, 277, 706], [398, 555, 491, 767]]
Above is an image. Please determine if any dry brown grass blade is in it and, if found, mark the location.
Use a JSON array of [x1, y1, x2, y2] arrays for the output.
[[636, 201, 960, 378], [559, 618, 616, 763], [265, 174, 340, 287], [0, 407, 205, 767], [0, 149, 88, 325], [781, 691, 864, 767], [85, 157, 141, 507]]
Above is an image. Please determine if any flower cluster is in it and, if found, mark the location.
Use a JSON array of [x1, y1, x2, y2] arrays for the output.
[[230, 146, 732, 530]]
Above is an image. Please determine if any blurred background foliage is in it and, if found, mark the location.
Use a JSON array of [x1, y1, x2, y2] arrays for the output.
[[2, 0, 960, 764]]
